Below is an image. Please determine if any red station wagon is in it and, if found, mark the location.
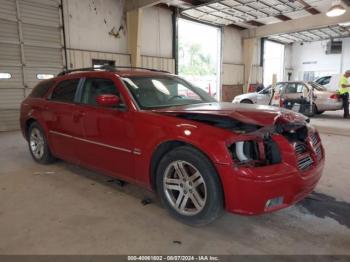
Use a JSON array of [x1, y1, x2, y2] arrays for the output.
[[20, 66, 325, 225]]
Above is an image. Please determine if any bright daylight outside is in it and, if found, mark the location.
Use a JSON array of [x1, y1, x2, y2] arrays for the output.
[[263, 40, 285, 87], [178, 19, 221, 100]]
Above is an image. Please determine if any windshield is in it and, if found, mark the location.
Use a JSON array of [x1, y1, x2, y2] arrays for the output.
[[309, 82, 327, 91], [258, 86, 271, 94], [122, 76, 216, 109]]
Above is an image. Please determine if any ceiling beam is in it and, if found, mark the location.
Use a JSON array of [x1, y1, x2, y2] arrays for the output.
[[242, 7, 350, 38], [246, 20, 265, 26], [295, 0, 321, 15], [125, 0, 164, 11], [228, 24, 248, 30], [275, 14, 292, 21]]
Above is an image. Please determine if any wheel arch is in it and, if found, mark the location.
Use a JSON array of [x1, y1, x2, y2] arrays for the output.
[[149, 140, 225, 207], [240, 99, 253, 104], [24, 118, 38, 140]]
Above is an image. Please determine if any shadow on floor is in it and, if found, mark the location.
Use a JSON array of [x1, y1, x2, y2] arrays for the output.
[[49, 161, 350, 229], [298, 192, 350, 229]]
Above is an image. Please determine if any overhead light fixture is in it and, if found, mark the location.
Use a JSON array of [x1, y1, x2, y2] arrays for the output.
[[326, 1, 346, 17]]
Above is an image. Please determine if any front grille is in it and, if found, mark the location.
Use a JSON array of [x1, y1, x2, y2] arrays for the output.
[[295, 143, 306, 154], [297, 154, 314, 171], [315, 145, 322, 161], [310, 132, 319, 146], [294, 132, 322, 172], [295, 143, 313, 171]]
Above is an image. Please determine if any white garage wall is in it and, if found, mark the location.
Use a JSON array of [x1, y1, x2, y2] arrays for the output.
[[290, 38, 350, 80], [63, 0, 127, 54], [222, 27, 245, 85], [63, 2, 175, 72], [342, 38, 350, 73], [141, 6, 175, 73], [223, 27, 243, 65], [284, 44, 293, 80], [141, 7, 173, 58]]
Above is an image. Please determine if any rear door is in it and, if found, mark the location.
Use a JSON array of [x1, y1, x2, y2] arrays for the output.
[[46, 78, 84, 163], [75, 77, 135, 180]]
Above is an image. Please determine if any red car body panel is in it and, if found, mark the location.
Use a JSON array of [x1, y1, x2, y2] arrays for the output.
[[20, 71, 324, 215]]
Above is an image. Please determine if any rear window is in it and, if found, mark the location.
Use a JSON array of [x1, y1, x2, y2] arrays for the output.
[[51, 79, 80, 103], [316, 76, 331, 85], [30, 80, 55, 98], [309, 82, 327, 91]]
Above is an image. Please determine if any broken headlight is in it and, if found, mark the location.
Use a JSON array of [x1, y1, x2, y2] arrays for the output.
[[228, 138, 281, 167]]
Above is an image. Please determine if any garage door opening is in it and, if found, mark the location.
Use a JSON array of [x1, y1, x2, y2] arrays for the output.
[[263, 40, 285, 87], [178, 19, 221, 100]]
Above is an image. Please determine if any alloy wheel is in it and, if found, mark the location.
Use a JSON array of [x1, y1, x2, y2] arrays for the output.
[[163, 160, 207, 216], [30, 128, 45, 160]]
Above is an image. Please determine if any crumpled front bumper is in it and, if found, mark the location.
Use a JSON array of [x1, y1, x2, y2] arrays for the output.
[[216, 156, 324, 215]]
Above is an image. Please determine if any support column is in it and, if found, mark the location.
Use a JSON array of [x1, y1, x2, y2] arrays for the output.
[[243, 38, 258, 93], [127, 8, 143, 67]]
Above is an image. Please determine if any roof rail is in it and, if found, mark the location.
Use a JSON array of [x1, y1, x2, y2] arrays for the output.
[[57, 65, 170, 76]]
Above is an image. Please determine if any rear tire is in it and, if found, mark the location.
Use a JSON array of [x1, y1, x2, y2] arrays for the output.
[[241, 99, 253, 104], [28, 122, 55, 164], [156, 146, 223, 226]]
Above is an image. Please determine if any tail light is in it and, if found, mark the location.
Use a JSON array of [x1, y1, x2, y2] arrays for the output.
[[329, 94, 339, 100]]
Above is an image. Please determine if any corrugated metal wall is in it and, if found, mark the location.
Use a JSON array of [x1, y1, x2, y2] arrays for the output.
[[141, 56, 175, 74], [67, 49, 131, 68], [0, 0, 64, 131], [66, 49, 176, 74]]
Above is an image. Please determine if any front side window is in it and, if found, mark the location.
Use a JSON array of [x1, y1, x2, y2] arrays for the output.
[[122, 76, 216, 109], [81, 78, 121, 106], [51, 79, 80, 103]]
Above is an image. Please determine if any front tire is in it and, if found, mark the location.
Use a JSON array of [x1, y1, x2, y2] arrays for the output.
[[156, 146, 223, 226], [28, 122, 55, 164]]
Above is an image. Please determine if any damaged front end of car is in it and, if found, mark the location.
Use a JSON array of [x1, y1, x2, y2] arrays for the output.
[[158, 107, 325, 214], [174, 111, 320, 170]]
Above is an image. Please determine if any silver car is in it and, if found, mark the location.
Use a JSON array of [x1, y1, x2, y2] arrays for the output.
[[232, 81, 342, 114]]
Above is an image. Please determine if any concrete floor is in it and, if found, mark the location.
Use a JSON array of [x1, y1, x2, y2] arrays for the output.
[[1, 114, 350, 254]]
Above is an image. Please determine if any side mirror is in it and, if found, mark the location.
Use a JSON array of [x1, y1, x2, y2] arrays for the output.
[[96, 94, 120, 107]]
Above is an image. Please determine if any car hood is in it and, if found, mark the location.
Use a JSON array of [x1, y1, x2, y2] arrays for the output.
[[153, 102, 308, 127], [235, 92, 258, 100]]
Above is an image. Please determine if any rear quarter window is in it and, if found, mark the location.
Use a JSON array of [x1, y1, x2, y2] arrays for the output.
[[50, 79, 80, 103], [30, 80, 55, 98]]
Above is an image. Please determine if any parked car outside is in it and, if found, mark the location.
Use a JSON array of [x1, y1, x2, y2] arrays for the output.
[[20, 67, 324, 225], [233, 81, 342, 115]]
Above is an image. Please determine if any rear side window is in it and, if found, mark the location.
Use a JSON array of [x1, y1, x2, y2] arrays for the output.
[[30, 80, 55, 98], [51, 79, 80, 103]]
